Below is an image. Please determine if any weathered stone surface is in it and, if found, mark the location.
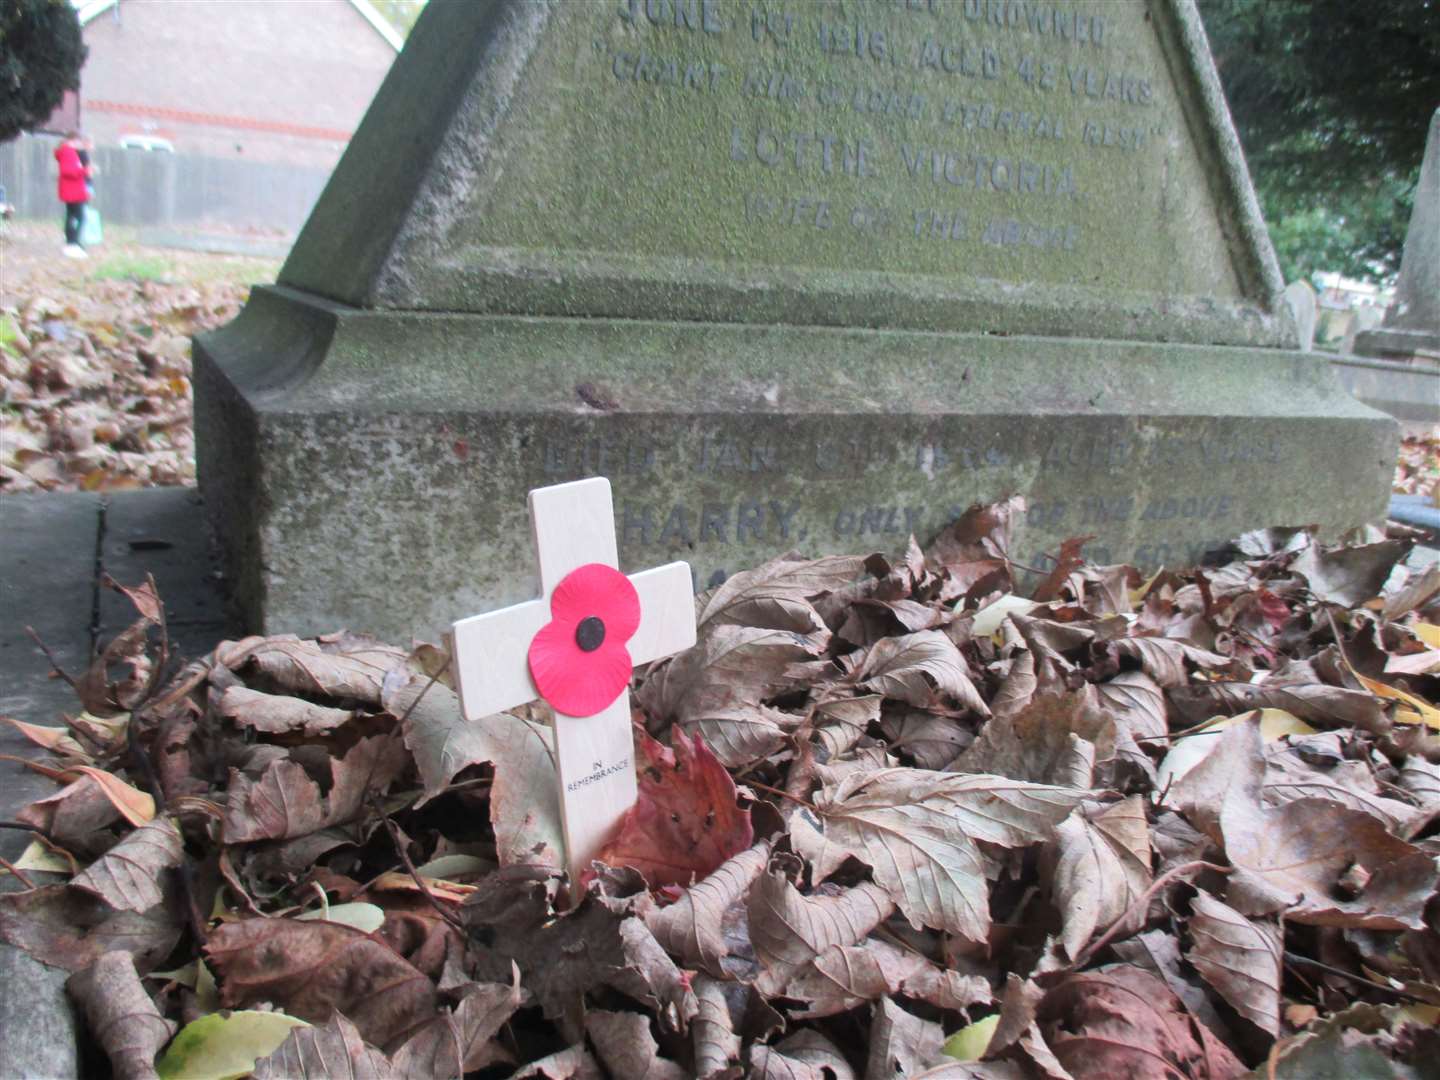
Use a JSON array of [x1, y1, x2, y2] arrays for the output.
[[1331, 355, 1440, 433], [197, 285, 1393, 640], [196, 0, 1395, 642], [0, 493, 93, 1079], [1356, 107, 1440, 362], [97, 487, 233, 660], [281, 0, 1283, 347], [1283, 280, 1316, 352], [0, 940, 79, 1079]]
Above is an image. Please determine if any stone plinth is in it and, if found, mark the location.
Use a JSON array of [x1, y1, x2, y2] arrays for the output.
[[1357, 108, 1440, 364]]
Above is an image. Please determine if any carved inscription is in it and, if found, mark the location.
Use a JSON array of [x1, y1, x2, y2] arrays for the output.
[[595, 0, 1165, 266], [534, 425, 1256, 579], [566, 755, 634, 792]]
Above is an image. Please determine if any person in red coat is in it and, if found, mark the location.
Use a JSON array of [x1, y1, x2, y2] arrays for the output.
[[54, 131, 92, 258]]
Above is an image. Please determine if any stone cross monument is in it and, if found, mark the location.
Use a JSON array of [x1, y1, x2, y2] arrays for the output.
[[195, 0, 1397, 643]]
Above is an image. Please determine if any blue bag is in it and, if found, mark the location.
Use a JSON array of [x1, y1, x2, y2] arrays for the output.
[[80, 205, 103, 247]]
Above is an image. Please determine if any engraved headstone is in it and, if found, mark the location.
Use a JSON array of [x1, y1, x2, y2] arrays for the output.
[[196, 0, 1397, 641], [1356, 107, 1440, 364], [1282, 280, 1317, 353]]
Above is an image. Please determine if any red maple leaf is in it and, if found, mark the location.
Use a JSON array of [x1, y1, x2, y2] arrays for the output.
[[590, 726, 754, 890]]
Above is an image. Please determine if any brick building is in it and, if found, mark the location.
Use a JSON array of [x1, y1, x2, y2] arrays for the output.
[[73, 0, 402, 169]]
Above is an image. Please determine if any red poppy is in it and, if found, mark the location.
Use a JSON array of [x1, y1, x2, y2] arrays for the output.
[[527, 563, 641, 717]]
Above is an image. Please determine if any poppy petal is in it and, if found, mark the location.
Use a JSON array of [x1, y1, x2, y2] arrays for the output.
[[528, 619, 580, 703], [530, 637, 633, 717], [549, 564, 640, 644]]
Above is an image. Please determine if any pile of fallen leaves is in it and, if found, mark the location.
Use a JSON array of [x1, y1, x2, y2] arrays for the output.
[[0, 279, 247, 492], [1394, 434, 1440, 504], [3, 501, 1440, 1079]]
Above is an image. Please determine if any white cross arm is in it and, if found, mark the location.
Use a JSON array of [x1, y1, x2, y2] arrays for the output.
[[449, 560, 697, 722]]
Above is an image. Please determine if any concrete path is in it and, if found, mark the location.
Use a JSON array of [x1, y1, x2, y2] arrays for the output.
[[0, 488, 229, 1079]]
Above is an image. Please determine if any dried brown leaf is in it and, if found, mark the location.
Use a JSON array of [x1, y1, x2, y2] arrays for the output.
[[927, 498, 1024, 577], [1110, 929, 1233, 1043], [1185, 890, 1282, 1037], [586, 1009, 688, 1080], [0, 883, 180, 973], [1046, 797, 1152, 959], [953, 692, 1115, 787], [73, 815, 183, 912], [867, 997, 945, 1080], [1092, 671, 1167, 744], [1163, 718, 1266, 844], [2, 716, 88, 758], [645, 839, 772, 975], [1221, 797, 1438, 929], [750, 1028, 857, 1080], [222, 733, 407, 843], [1399, 754, 1440, 808], [640, 625, 817, 768], [464, 875, 694, 1039], [1037, 966, 1246, 1080], [748, 857, 894, 992], [593, 728, 753, 890], [879, 708, 971, 770], [389, 678, 496, 805], [217, 685, 355, 737], [206, 917, 439, 1052], [1263, 744, 1420, 830], [699, 553, 866, 631], [245, 637, 394, 706], [66, 950, 177, 1080], [1383, 562, 1440, 620], [693, 975, 743, 1080], [842, 630, 989, 715], [17, 773, 126, 852], [389, 977, 526, 1079], [1032, 535, 1096, 604], [1168, 680, 1389, 731], [513, 1044, 603, 1079], [253, 1012, 394, 1080], [1112, 636, 1232, 688], [784, 937, 992, 1018], [73, 767, 157, 827], [1292, 540, 1411, 607], [815, 694, 882, 761], [792, 768, 1085, 939], [484, 711, 565, 871], [990, 647, 1038, 720]]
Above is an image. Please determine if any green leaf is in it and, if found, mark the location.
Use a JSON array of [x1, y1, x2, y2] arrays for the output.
[[157, 1011, 309, 1080], [942, 1014, 999, 1062], [297, 902, 386, 934]]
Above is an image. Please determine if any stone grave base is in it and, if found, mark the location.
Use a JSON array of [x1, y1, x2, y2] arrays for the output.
[[196, 285, 1398, 642]]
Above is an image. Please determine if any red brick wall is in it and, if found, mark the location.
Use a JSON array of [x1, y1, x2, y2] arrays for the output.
[[79, 0, 398, 169]]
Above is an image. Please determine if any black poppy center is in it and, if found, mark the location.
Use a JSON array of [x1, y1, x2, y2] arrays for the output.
[[575, 616, 606, 652]]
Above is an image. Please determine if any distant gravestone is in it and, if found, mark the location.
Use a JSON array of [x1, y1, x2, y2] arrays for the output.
[[1282, 280, 1317, 352], [195, 0, 1396, 641], [1356, 107, 1440, 364], [1343, 305, 1385, 355]]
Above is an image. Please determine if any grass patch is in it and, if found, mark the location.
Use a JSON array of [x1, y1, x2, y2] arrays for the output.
[[91, 253, 175, 283], [0, 313, 20, 356]]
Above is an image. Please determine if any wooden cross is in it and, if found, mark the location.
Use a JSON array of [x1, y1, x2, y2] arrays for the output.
[[447, 478, 696, 887]]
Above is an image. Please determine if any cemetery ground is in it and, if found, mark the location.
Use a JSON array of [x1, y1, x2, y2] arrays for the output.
[[0, 220, 279, 493], [3, 229, 1440, 1078]]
